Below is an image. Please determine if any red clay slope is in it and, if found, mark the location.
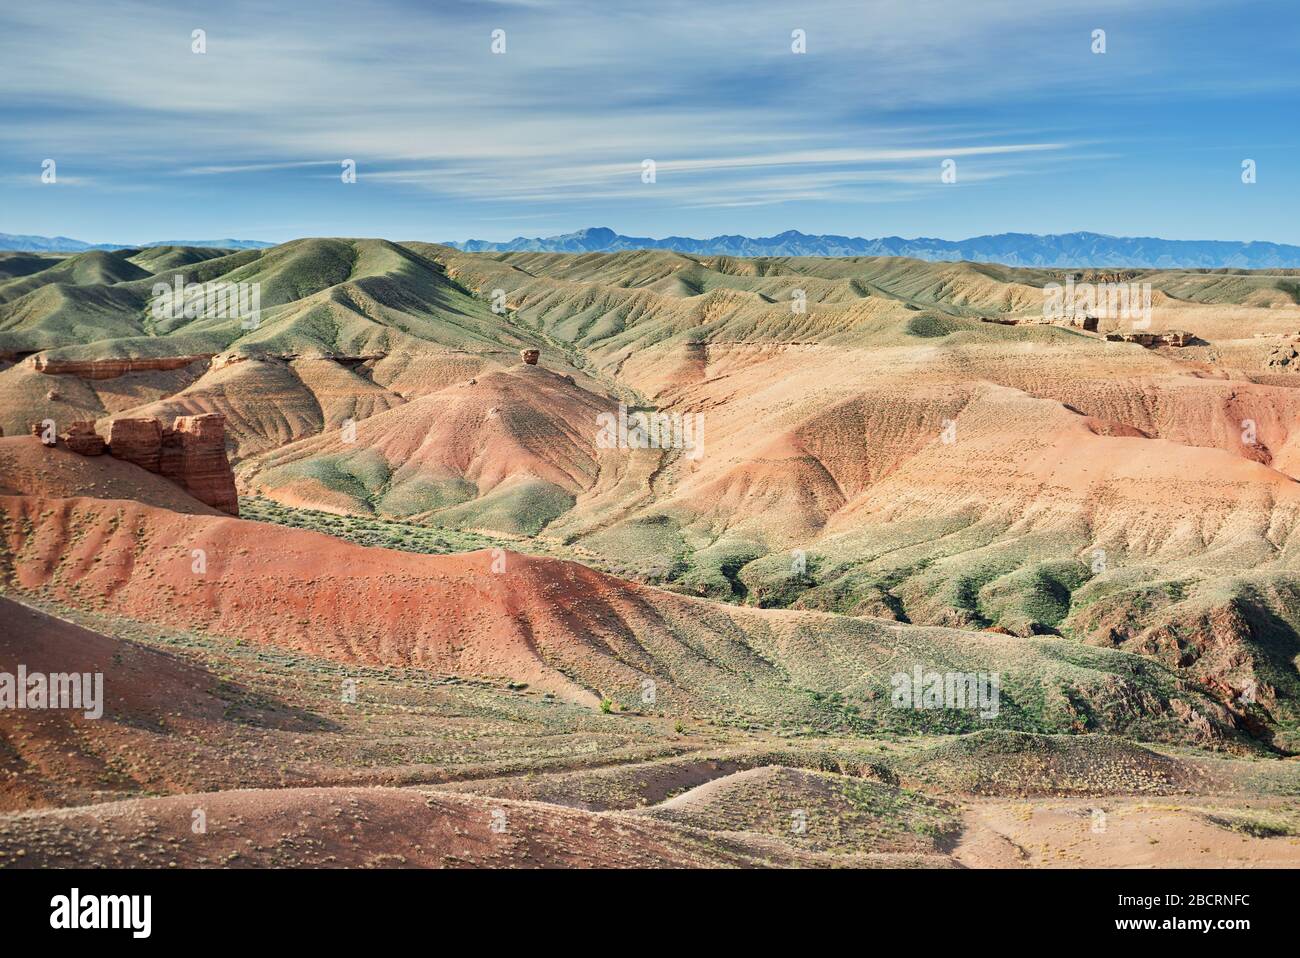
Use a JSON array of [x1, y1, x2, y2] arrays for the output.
[[242, 363, 616, 520], [1, 492, 1247, 745], [0, 786, 829, 868], [0, 435, 222, 515], [0, 596, 286, 811], [0, 494, 783, 708]]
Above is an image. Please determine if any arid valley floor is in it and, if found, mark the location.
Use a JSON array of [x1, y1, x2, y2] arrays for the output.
[[1, 240, 1299, 868]]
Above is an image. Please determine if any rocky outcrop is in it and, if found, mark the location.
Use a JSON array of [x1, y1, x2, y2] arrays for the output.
[[60, 421, 105, 456], [1062, 269, 1146, 284], [1104, 330, 1191, 348], [102, 415, 238, 515], [1266, 338, 1300, 370], [980, 315, 1099, 332], [29, 422, 55, 446], [520, 348, 540, 365], [26, 354, 213, 380], [107, 418, 163, 473], [166, 415, 239, 515]]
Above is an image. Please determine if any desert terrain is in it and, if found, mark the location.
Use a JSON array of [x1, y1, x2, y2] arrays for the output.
[[1, 240, 1298, 867]]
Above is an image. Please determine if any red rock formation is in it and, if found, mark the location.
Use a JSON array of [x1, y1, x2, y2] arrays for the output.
[[101, 415, 239, 515], [26, 354, 213, 380], [159, 427, 184, 485], [1104, 330, 1192, 348], [107, 418, 163, 473], [29, 422, 55, 446], [60, 422, 105, 456], [520, 348, 540, 365], [167, 414, 239, 515]]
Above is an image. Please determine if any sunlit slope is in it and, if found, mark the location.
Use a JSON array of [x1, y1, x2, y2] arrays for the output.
[[0, 239, 566, 450], [0, 492, 1249, 746], [5, 241, 1300, 748], [242, 363, 620, 531]]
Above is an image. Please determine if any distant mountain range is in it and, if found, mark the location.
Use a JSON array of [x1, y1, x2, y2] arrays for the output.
[[7, 227, 1300, 269], [446, 226, 1300, 269], [0, 233, 273, 253]]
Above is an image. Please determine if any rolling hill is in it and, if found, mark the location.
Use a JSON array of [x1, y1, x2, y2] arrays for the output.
[[2, 237, 1298, 757]]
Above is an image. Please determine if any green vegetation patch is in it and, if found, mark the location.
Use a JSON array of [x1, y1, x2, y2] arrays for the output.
[[675, 537, 765, 601], [240, 496, 511, 556], [978, 560, 1093, 635], [432, 479, 574, 536], [1203, 809, 1300, 838], [259, 449, 391, 507], [377, 475, 476, 518], [905, 313, 962, 338]]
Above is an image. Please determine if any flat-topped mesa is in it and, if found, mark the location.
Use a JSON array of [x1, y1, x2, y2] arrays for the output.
[[100, 414, 238, 516], [26, 354, 214, 380], [520, 348, 540, 365]]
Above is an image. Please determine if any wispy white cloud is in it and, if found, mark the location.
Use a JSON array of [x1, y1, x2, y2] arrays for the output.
[[0, 0, 1114, 199], [1, 0, 1294, 242], [179, 160, 343, 175]]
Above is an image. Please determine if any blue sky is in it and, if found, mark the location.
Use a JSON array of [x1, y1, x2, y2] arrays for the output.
[[1, 0, 1297, 245]]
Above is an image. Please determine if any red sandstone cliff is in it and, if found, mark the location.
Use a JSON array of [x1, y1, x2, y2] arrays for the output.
[[27, 354, 213, 380], [96, 415, 239, 515], [107, 418, 163, 472], [166, 414, 239, 515]]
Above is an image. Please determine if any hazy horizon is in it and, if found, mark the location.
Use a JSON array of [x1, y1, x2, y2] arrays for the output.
[[12, 224, 1300, 248]]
